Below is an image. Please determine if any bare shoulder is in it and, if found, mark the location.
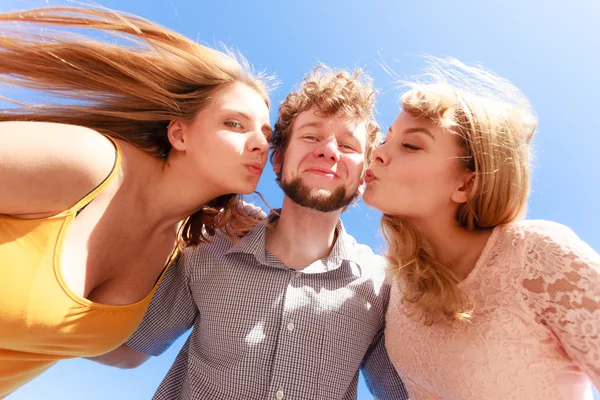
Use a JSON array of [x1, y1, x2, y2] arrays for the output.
[[0, 121, 119, 216]]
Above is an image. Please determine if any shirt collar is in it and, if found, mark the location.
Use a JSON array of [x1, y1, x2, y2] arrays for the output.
[[224, 209, 354, 272]]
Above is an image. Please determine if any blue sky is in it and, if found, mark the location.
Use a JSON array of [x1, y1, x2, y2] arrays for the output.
[[2, 0, 599, 399]]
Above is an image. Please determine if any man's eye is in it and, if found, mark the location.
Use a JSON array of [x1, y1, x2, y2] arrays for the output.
[[225, 120, 243, 129]]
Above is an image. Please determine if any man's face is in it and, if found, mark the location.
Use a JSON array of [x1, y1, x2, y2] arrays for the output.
[[273, 107, 368, 212]]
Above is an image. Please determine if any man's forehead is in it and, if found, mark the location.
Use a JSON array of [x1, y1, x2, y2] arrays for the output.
[[293, 107, 367, 134]]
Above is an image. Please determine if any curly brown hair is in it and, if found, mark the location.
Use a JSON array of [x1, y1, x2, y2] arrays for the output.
[[270, 65, 380, 181]]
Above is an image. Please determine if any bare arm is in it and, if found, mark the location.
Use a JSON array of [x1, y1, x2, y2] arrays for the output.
[[86, 343, 150, 369], [0, 121, 116, 216]]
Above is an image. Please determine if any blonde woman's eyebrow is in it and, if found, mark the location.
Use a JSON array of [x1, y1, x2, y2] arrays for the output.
[[403, 127, 435, 141]]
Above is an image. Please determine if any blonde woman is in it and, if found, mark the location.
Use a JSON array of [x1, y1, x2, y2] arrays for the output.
[[364, 58, 599, 399], [0, 6, 272, 397]]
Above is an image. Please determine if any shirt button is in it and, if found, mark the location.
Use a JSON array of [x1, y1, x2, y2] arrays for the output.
[[276, 389, 284, 400], [287, 322, 295, 332]]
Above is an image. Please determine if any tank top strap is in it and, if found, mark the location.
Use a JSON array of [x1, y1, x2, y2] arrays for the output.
[[63, 135, 122, 215]]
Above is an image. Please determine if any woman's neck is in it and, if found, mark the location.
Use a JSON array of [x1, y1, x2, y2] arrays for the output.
[[409, 216, 494, 280]]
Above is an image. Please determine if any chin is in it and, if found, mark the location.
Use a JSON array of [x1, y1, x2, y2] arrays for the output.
[[362, 187, 376, 207], [238, 186, 258, 195], [363, 192, 394, 215], [235, 178, 261, 194]]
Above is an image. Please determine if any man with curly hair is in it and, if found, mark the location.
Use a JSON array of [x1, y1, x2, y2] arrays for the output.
[[94, 66, 409, 400]]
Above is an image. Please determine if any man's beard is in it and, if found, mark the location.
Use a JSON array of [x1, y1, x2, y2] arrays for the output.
[[280, 176, 358, 213]]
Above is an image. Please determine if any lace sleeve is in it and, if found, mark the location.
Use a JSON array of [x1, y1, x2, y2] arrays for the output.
[[520, 221, 600, 389]]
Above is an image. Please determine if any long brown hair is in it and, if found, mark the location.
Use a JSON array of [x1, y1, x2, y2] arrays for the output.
[[383, 57, 537, 324], [0, 6, 272, 246]]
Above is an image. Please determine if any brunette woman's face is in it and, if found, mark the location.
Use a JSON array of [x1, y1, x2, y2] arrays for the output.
[[170, 82, 271, 196]]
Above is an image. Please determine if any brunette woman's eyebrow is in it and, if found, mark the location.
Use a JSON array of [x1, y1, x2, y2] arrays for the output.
[[221, 109, 251, 120]]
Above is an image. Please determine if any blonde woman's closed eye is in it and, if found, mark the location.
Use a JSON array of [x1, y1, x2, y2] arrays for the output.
[[402, 143, 422, 151]]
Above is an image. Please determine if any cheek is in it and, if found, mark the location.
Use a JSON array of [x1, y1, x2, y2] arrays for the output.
[[346, 155, 365, 180], [385, 158, 451, 206], [279, 151, 298, 176], [193, 135, 243, 171], [280, 146, 308, 176], [213, 134, 247, 158], [415, 161, 458, 197], [388, 158, 434, 188]]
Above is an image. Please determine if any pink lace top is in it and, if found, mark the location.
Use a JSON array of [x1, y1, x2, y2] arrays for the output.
[[385, 220, 600, 400]]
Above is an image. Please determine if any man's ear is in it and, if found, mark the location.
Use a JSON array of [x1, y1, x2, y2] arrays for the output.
[[357, 175, 366, 196], [272, 149, 282, 174], [167, 120, 187, 151], [451, 172, 476, 204]]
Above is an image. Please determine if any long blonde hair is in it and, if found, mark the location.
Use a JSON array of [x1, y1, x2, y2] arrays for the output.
[[0, 6, 271, 246], [382, 57, 537, 324]]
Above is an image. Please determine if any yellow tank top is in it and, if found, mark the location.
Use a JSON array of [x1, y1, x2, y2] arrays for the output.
[[0, 138, 178, 398]]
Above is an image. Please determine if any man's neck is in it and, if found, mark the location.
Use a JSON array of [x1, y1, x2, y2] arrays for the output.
[[265, 197, 342, 270]]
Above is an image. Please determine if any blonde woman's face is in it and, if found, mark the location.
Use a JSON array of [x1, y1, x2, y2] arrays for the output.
[[172, 82, 271, 196], [363, 112, 472, 220]]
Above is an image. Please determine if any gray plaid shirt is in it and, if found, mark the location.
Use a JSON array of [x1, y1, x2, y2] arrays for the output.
[[127, 215, 409, 400]]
